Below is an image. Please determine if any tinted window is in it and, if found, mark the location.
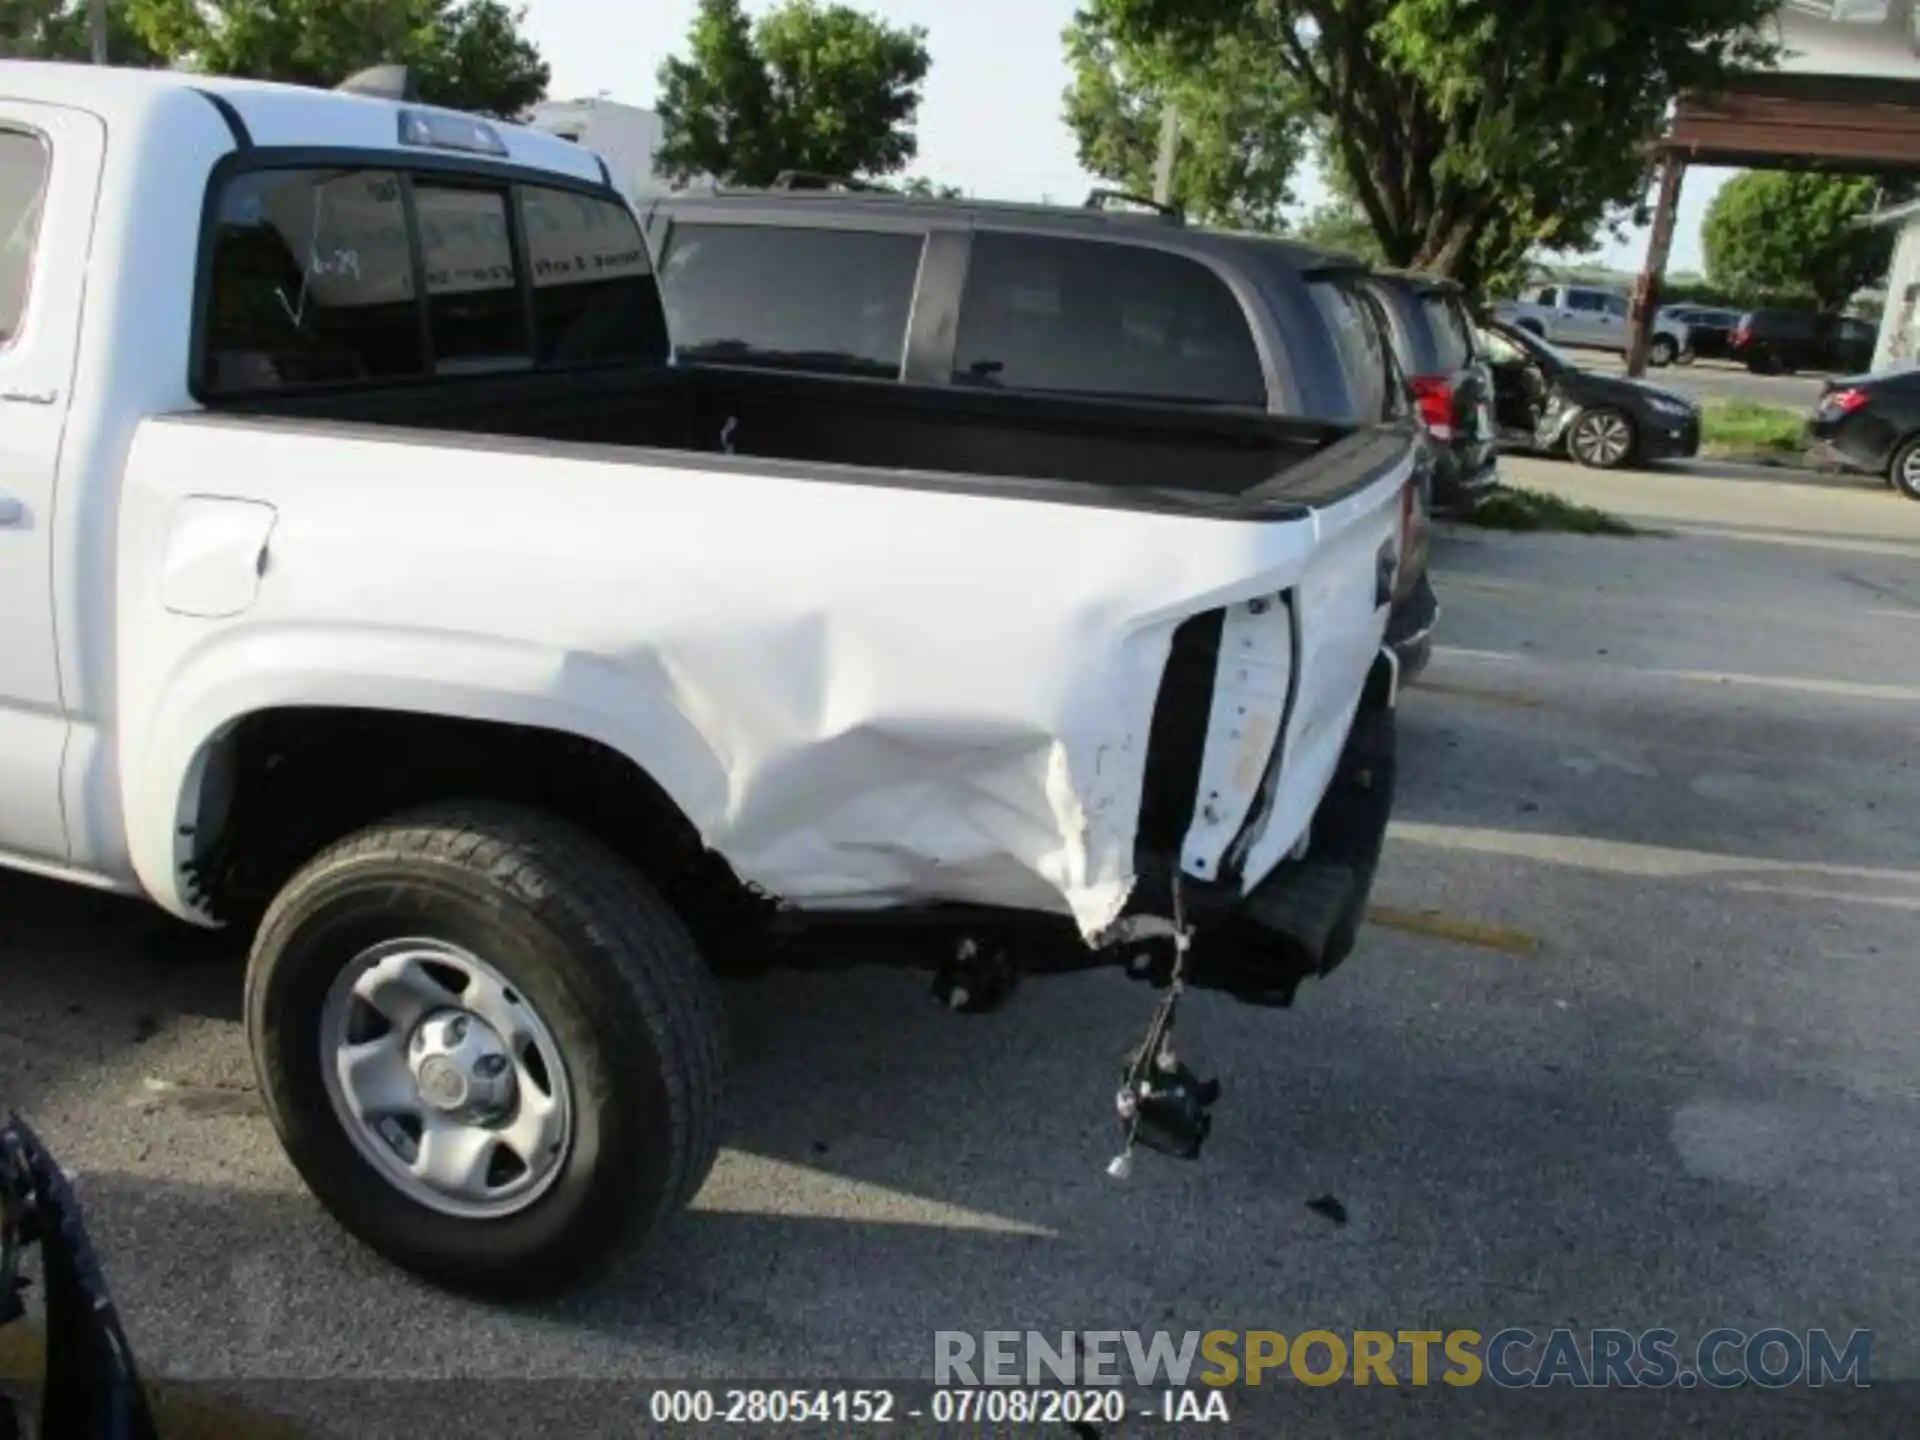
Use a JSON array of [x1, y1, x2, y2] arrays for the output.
[[414, 182, 529, 374], [0, 129, 49, 344], [521, 186, 668, 366], [1602, 294, 1629, 318], [1419, 291, 1473, 371], [1755, 309, 1817, 338], [659, 222, 921, 379], [1309, 279, 1390, 422], [954, 232, 1264, 406], [1566, 290, 1606, 313], [204, 168, 424, 393]]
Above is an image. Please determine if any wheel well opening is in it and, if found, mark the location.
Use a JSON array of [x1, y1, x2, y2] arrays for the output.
[[181, 708, 754, 934]]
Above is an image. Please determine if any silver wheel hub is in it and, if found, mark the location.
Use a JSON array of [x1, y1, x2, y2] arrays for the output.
[[320, 939, 573, 1220], [410, 1011, 515, 1120], [1575, 413, 1630, 465]]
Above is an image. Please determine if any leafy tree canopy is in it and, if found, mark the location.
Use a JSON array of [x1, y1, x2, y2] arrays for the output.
[[1703, 170, 1898, 311], [0, 0, 163, 64], [654, 0, 931, 187], [1090, 0, 1782, 295], [899, 176, 963, 198], [1293, 200, 1383, 263], [1063, 3, 1305, 231], [124, 0, 549, 116]]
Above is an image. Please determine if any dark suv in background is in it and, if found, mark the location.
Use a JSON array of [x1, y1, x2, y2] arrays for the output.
[[1730, 309, 1880, 374], [1660, 304, 1743, 361], [1352, 269, 1496, 514], [643, 182, 1441, 680]]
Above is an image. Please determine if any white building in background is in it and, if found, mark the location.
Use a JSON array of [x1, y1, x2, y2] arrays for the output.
[[523, 98, 666, 204], [1869, 198, 1920, 374]]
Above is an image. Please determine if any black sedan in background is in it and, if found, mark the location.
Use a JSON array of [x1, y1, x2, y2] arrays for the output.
[[1808, 368, 1920, 500], [1660, 304, 1743, 361], [1476, 317, 1702, 469]]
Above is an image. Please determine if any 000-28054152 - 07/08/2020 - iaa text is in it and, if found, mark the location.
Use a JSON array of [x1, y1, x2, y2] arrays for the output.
[[640, 1385, 1228, 1427]]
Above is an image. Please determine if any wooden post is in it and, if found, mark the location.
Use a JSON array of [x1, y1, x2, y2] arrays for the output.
[[1152, 107, 1180, 207], [1626, 151, 1687, 377]]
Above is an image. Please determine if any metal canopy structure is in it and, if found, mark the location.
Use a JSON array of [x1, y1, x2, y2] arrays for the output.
[[1625, 73, 1920, 375]]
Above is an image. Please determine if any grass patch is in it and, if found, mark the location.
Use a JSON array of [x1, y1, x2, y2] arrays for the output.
[[1460, 484, 1639, 536], [1699, 398, 1807, 459]]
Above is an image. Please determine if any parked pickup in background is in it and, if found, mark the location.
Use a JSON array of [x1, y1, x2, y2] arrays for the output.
[[1494, 283, 1690, 367], [0, 64, 1417, 1297]]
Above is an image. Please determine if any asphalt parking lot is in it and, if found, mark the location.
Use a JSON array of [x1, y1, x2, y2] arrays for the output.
[[3, 452, 1919, 1435]]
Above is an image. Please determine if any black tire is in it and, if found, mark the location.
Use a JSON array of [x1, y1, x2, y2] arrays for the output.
[[1648, 335, 1677, 367], [245, 801, 726, 1298], [1565, 406, 1638, 470], [1892, 436, 1920, 502]]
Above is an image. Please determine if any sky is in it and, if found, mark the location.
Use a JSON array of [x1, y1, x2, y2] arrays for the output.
[[516, 0, 1724, 276]]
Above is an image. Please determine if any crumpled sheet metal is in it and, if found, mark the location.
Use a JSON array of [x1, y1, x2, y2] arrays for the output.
[[122, 425, 1379, 941]]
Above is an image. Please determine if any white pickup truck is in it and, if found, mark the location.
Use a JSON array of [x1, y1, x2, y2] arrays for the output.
[[0, 62, 1412, 1295], [1494, 283, 1691, 367]]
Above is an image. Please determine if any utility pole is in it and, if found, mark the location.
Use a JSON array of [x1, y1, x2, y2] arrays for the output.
[[1625, 151, 1687, 377], [89, 0, 108, 63], [1151, 106, 1180, 207]]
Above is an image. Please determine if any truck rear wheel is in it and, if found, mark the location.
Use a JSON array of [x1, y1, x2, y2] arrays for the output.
[[244, 801, 725, 1297]]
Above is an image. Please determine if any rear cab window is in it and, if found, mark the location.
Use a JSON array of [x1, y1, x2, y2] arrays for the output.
[[413, 181, 527, 374], [201, 162, 667, 396], [953, 232, 1267, 407], [0, 127, 51, 344], [656, 222, 923, 380]]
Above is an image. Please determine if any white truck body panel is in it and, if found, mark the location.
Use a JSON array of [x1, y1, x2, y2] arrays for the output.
[[0, 100, 103, 863], [0, 63, 605, 882], [116, 416, 1402, 938], [0, 60, 1404, 950]]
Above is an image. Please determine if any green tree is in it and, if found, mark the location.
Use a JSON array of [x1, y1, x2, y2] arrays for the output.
[[899, 176, 963, 198], [654, 0, 931, 187], [1703, 170, 1897, 310], [0, 0, 163, 63], [1294, 200, 1384, 262], [1091, 0, 1781, 294], [1062, 5, 1304, 231], [124, 0, 549, 116]]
